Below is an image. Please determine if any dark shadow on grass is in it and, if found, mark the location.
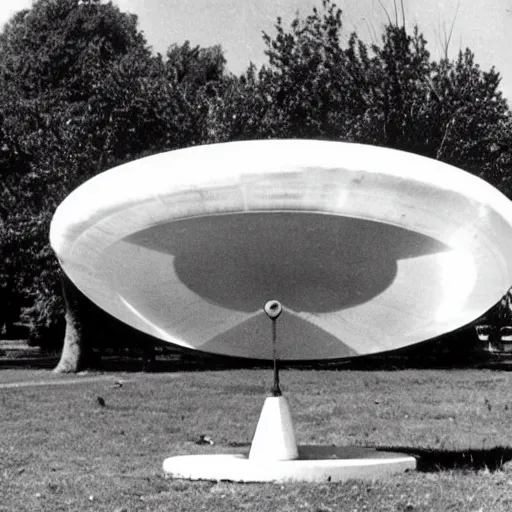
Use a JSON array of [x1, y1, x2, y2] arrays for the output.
[[203, 444, 512, 471], [378, 446, 512, 472]]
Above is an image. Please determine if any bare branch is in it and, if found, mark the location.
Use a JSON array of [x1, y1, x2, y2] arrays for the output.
[[377, 0, 392, 26], [363, 17, 379, 45], [444, 0, 461, 59], [438, 0, 461, 60]]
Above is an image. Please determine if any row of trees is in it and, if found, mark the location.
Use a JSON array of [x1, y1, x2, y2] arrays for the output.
[[1, 0, 511, 354]]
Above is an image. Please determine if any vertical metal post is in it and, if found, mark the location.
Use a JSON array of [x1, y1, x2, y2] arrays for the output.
[[272, 317, 281, 396], [264, 300, 283, 397]]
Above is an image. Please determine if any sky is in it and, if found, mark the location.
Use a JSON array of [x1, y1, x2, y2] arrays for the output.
[[1, 0, 512, 100]]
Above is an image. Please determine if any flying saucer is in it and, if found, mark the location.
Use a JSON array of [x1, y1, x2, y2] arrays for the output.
[[50, 139, 512, 360]]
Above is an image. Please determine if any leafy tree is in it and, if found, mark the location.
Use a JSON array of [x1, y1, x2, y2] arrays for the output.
[[0, 0, 152, 353], [427, 51, 511, 190], [0, 0, 146, 100], [210, 0, 512, 183], [165, 41, 228, 146], [0, 0, 230, 370], [205, 64, 279, 142], [166, 41, 226, 89]]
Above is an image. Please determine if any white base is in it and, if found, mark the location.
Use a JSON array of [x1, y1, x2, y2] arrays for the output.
[[163, 446, 416, 483], [249, 396, 298, 460]]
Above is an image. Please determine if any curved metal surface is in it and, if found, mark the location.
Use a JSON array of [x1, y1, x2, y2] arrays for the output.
[[50, 140, 512, 360]]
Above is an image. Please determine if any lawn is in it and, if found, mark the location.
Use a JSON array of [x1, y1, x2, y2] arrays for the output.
[[2, 368, 512, 511]]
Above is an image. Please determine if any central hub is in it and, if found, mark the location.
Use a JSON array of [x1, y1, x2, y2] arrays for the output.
[[264, 300, 282, 319]]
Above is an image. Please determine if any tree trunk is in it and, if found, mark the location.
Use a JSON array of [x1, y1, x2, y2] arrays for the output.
[[54, 273, 94, 373]]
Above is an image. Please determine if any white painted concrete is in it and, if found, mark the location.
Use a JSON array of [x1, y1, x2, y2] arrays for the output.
[[249, 396, 298, 460], [163, 446, 416, 483], [163, 391, 416, 483]]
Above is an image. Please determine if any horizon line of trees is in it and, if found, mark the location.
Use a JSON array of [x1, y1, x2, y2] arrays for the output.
[[1, 0, 512, 358]]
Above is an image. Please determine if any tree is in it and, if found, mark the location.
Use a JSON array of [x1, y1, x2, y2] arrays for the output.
[[0, 0, 147, 100], [209, 0, 512, 183], [0, 0, 156, 367], [0, 0, 230, 371], [427, 51, 511, 191], [165, 41, 228, 146]]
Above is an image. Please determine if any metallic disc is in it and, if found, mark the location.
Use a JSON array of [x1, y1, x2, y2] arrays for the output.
[[50, 140, 512, 360]]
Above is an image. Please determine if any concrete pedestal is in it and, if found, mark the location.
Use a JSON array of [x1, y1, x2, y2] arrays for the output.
[[163, 446, 416, 483], [163, 396, 416, 483], [249, 396, 298, 460]]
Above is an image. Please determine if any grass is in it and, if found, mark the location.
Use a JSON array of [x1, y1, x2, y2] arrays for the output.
[[2, 368, 512, 511]]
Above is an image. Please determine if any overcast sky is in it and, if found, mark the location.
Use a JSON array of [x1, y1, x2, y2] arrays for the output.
[[2, 0, 511, 100]]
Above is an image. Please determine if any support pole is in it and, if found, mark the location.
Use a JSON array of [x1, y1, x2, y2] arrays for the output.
[[271, 318, 281, 396], [264, 300, 283, 397]]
